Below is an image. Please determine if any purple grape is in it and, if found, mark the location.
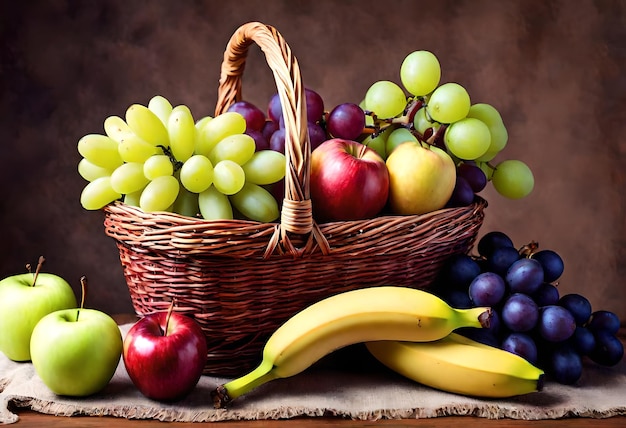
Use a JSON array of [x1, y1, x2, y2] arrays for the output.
[[505, 258, 544, 295], [441, 289, 473, 309], [548, 345, 583, 385], [326, 103, 365, 140], [587, 310, 620, 335], [308, 122, 328, 151], [227, 100, 266, 131], [305, 88, 325, 123], [477, 231, 514, 258], [570, 326, 595, 355], [468, 272, 506, 307], [457, 162, 487, 193], [438, 253, 481, 290], [538, 305, 576, 342], [558, 293, 592, 326], [531, 249, 564, 283], [246, 129, 270, 151], [532, 282, 560, 306], [269, 128, 286, 153], [446, 176, 474, 208], [502, 332, 538, 364], [262, 120, 279, 142], [268, 88, 325, 124], [485, 245, 520, 276], [589, 330, 624, 366], [501, 293, 539, 332], [267, 93, 282, 123]]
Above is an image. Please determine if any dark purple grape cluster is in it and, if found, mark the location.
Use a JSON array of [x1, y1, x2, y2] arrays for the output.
[[431, 231, 624, 385], [227, 88, 367, 157], [446, 161, 488, 208]]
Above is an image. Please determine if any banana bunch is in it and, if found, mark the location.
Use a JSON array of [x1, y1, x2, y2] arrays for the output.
[[366, 333, 545, 398], [211, 286, 492, 408]]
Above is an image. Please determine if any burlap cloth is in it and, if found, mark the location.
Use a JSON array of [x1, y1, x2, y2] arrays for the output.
[[1, 324, 625, 424]]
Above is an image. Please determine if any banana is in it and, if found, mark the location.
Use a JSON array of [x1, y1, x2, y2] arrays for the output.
[[211, 286, 491, 408], [366, 332, 545, 398]]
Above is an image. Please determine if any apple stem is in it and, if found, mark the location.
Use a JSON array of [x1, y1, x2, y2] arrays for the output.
[[30, 256, 46, 287], [76, 276, 87, 322], [163, 298, 176, 337]]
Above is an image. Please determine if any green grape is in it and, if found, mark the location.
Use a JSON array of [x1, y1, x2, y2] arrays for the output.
[[80, 176, 121, 210], [386, 127, 418, 156], [198, 185, 233, 220], [475, 148, 499, 162], [110, 162, 149, 194], [117, 134, 159, 163], [209, 134, 256, 165], [360, 128, 389, 159], [400, 50, 441, 97], [123, 188, 144, 207], [147, 95, 173, 126], [139, 175, 180, 212], [364, 81, 407, 119], [467, 103, 508, 155], [180, 154, 214, 193], [212, 160, 245, 195], [172, 185, 200, 218], [413, 107, 440, 135], [104, 115, 133, 143], [125, 104, 169, 147], [143, 154, 174, 180], [78, 158, 113, 182], [195, 115, 213, 131], [78, 134, 124, 170], [241, 150, 286, 185], [477, 161, 495, 181], [491, 159, 534, 199], [426, 82, 471, 124], [168, 105, 196, 162], [195, 112, 246, 157], [230, 182, 279, 223], [444, 117, 491, 160]]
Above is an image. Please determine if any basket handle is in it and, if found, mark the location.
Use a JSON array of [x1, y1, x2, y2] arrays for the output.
[[215, 22, 330, 257]]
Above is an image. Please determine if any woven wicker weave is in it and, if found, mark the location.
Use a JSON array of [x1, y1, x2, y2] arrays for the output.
[[103, 22, 487, 376]]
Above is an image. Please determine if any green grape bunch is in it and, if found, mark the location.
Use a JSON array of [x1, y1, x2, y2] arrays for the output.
[[77, 96, 286, 223], [360, 50, 534, 201]]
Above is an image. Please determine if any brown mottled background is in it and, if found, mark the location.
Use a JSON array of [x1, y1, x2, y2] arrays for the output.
[[1, 0, 624, 320]]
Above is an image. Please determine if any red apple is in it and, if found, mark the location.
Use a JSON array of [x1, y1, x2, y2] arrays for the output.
[[310, 138, 389, 222], [123, 303, 207, 402]]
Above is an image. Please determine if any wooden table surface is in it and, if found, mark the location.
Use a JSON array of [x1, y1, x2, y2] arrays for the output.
[[8, 318, 626, 427]]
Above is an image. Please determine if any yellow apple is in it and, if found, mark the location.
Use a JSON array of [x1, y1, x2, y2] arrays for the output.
[[386, 142, 456, 215]]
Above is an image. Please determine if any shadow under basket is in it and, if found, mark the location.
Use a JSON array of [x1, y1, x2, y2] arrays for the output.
[[101, 21, 488, 377]]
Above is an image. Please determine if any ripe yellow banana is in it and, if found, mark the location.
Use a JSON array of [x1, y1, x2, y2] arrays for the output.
[[366, 332, 544, 398], [211, 286, 491, 408]]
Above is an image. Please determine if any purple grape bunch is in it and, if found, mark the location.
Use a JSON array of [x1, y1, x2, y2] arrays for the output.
[[432, 230, 623, 385]]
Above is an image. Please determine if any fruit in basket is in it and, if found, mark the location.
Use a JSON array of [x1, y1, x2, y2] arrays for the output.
[[0, 257, 77, 362], [123, 301, 207, 402], [77, 95, 286, 221], [432, 230, 624, 385], [366, 332, 544, 398], [211, 286, 492, 408], [310, 138, 389, 222], [386, 141, 456, 215], [30, 277, 122, 396]]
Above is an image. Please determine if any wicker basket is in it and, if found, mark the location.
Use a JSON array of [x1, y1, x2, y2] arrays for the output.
[[102, 21, 487, 377]]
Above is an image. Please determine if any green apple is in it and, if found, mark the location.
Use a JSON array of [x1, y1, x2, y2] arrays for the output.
[[0, 258, 77, 361], [30, 307, 123, 397], [386, 141, 456, 215]]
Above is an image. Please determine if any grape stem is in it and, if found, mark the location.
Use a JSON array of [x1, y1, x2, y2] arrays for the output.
[[157, 145, 184, 171], [362, 98, 431, 142]]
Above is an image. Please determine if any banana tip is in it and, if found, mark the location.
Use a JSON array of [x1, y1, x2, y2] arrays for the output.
[[211, 384, 231, 409], [478, 308, 493, 329], [537, 373, 545, 392]]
